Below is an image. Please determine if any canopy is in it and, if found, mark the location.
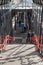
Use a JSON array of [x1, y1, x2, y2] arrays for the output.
[[0, 0, 42, 10]]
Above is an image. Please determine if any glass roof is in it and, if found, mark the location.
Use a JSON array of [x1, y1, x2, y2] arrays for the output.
[[11, 0, 33, 9], [0, 0, 42, 9]]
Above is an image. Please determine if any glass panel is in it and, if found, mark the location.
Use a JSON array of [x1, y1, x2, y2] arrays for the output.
[[32, 5, 42, 36]]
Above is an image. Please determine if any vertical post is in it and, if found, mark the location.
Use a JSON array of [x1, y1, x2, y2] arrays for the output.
[[24, 12, 26, 27], [15, 15, 17, 31], [40, 6, 42, 44]]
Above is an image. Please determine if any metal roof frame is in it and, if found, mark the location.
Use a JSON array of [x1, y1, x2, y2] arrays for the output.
[[0, 0, 42, 10]]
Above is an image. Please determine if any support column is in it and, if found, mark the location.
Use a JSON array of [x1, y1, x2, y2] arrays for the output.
[[24, 12, 26, 27]]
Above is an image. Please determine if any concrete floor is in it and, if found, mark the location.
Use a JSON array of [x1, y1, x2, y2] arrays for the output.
[[0, 27, 43, 65], [0, 43, 43, 65]]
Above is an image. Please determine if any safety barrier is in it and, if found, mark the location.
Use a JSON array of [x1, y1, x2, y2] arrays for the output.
[[31, 35, 43, 51], [6, 35, 13, 44], [0, 35, 14, 51]]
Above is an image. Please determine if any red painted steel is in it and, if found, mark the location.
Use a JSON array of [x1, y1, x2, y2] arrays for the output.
[[0, 35, 14, 51]]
